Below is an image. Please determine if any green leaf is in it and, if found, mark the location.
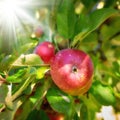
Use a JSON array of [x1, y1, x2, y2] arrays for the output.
[[46, 87, 72, 114], [71, 14, 91, 47], [79, 102, 96, 120], [112, 61, 120, 77], [75, 14, 90, 34], [12, 75, 36, 101], [80, 94, 101, 112], [26, 109, 49, 120], [90, 81, 116, 106], [81, 0, 97, 7], [0, 103, 4, 108], [57, 0, 76, 39], [30, 79, 51, 110], [12, 54, 43, 67], [80, 103, 89, 120], [0, 85, 8, 103], [104, 0, 116, 7], [14, 100, 33, 120], [0, 109, 13, 120], [7, 69, 27, 83], [89, 8, 118, 31], [0, 87, 25, 120], [71, 8, 118, 47], [7, 76, 22, 83], [0, 55, 16, 72], [19, 42, 37, 54]]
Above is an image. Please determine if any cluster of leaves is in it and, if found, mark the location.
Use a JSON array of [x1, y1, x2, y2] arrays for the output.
[[0, 0, 120, 120]]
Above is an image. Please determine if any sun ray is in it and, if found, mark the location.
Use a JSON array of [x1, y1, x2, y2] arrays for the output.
[[0, 0, 40, 53], [0, 0, 57, 54]]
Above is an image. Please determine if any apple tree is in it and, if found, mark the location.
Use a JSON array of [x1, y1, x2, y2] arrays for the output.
[[0, 0, 120, 120]]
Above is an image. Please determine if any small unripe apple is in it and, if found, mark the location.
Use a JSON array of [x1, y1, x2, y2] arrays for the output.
[[35, 41, 55, 64], [34, 27, 44, 38], [50, 49, 94, 96]]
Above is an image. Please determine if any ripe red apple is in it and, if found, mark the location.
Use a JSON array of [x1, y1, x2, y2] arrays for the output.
[[34, 26, 44, 38], [35, 41, 55, 64], [50, 49, 94, 96], [47, 112, 64, 120]]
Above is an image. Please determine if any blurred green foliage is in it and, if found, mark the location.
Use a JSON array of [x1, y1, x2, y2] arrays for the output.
[[0, 0, 120, 120]]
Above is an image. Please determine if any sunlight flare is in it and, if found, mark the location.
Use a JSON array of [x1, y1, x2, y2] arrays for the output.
[[0, 0, 39, 48]]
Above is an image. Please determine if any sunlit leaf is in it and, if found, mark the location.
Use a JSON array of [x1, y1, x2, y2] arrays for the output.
[[6, 69, 27, 83], [19, 42, 37, 54], [12, 54, 43, 67], [36, 67, 49, 79], [71, 8, 118, 47]]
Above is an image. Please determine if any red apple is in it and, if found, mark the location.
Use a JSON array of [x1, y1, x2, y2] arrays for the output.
[[47, 112, 64, 120], [35, 41, 55, 64], [50, 49, 94, 96]]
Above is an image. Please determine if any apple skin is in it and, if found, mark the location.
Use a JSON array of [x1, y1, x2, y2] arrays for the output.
[[35, 41, 55, 64], [50, 49, 94, 96], [47, 113, 64, 120]]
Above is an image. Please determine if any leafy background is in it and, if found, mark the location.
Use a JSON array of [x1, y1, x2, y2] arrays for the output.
[[0, 0, 120, 120]]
